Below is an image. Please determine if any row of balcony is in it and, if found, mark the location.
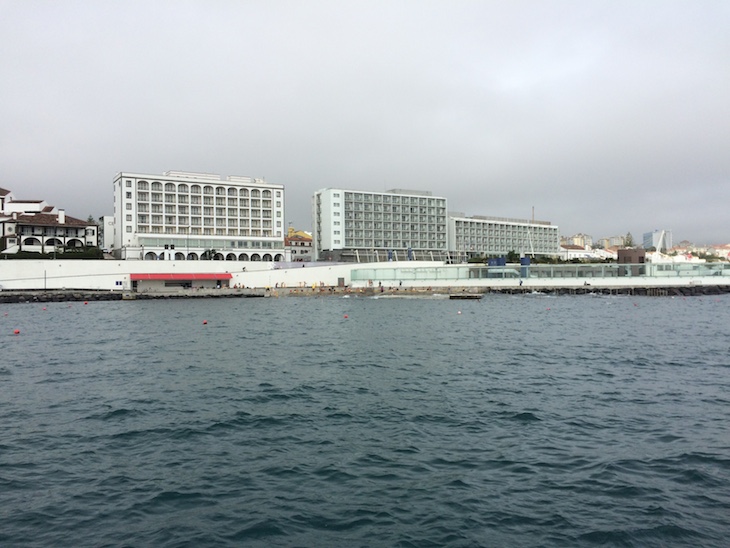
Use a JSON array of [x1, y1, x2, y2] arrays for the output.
[[343, 213, 446, 222], [136, 216, 273, 227], [137, 227, 277, 237], [343, 240, 447, 249], [134, 193, 275, 207], [135, 182, 277, 198], [343, 193, 444, 206]]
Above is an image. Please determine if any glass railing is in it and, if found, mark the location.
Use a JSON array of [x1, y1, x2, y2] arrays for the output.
[[351, 262, 730, 281]]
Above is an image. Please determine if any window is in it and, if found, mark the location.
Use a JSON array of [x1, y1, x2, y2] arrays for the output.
[[126, 215, 132, 221], [126, 181, 132, 187], [126, 226, 132, 233], [126, 192, 132, 199], [126, 203, 132, 210]]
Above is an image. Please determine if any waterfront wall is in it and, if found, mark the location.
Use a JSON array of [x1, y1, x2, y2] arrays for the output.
[[0, 259, 728, 294]]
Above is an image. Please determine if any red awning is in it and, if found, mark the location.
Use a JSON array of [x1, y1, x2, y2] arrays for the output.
[[130, 273, 233, 281]]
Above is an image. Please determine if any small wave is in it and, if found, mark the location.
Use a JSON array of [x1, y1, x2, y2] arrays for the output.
[[86, 408, 144, 421], [225, 520, 286, 541], [507, 411, 541, 422]]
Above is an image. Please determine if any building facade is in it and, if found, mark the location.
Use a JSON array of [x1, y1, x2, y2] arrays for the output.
[[643, 229, 672, 252], [285, 227, 313, 262], [0, 187, 98, 255], [313, 188, 449, 262], [113, 171, 286, 261], [448, 214, 560, 262]]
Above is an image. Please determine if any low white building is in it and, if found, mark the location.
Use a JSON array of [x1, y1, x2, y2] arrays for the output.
[[449, 214, 560, 262], [113, 171, 287, 261]]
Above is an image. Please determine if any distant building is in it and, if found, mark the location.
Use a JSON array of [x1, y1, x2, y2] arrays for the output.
[[597, 235, 626, 249], [113, 171, 286, 261], [562, 233, 593, 248], [449, 213, 559, 262], [0, 187, 98, 255], [285, 227, 313, 261], [617, 247, 646, 276], [643, 229, 672, 252], [98, 215, 115, 252]]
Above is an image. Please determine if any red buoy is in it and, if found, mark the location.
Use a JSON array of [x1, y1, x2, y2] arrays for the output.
[[13, 329, 20, 335], [203, 320, 208, 325]]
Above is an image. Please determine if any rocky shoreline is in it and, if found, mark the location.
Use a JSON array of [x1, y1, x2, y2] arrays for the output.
[[1, 283, 728, 304]]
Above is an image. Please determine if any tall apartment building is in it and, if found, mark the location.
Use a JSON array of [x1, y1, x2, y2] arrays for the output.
[[643, 229, 672, 252], [449, 214, 560, 261], [113, 171, 286, 261], [313, 188, 449, 262]]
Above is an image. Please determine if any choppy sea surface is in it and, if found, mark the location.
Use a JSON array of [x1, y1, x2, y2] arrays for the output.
[[1, 293, 730, 547]]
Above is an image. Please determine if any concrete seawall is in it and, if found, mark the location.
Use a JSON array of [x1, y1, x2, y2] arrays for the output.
[[2, 283, 728, 304]]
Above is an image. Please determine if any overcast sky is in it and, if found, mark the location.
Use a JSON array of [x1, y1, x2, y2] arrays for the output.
[[1, 1, 728, 244]]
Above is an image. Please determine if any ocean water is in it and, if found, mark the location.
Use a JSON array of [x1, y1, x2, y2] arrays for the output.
[[1, 293, 729, 547]]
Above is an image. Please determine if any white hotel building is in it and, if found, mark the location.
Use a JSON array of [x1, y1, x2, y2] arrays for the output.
[[313, 187, 560, 262], [113, 171, 286, 261], [313, 188, 449, 262], [448, 214, 560, 262]]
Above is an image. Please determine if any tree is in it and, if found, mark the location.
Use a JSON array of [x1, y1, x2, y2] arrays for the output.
[[625, 232, 635, 247]]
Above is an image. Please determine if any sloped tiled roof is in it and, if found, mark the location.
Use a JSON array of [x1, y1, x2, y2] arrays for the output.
[[14, 213, 90, 227]]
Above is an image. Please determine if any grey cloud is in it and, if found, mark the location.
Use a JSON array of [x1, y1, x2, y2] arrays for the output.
[[1, 0, 728, 244]]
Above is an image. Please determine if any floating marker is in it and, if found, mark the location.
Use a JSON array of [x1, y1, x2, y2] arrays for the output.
[[343, 314, 348, 319], [42, 307, 47, 311], [457, 311, 462, 315], [203, 320, 208, 325], [13, 329, 20, 335], [84, 301, 88, 305]]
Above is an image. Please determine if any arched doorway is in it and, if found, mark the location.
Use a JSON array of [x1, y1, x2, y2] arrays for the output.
[[263, 254, 273, 261], [144, 252, 157, 260], [226, 253, 237, 261], [251, 253, 261, 261], [175, 252, 185, 260], [187, 253, 199, 260]]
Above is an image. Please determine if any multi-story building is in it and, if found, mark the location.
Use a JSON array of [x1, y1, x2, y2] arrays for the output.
[[561, 232, 593, 248], [597, 235, 626, 249], [643, 229, 672, 252], [448, 214, 560, 262], [0, 187, 98, 255], [285, 226, 313, 262], [113, 171, 286, 261], [313, 188, 449, 262], [98, 215, 115, 252]]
